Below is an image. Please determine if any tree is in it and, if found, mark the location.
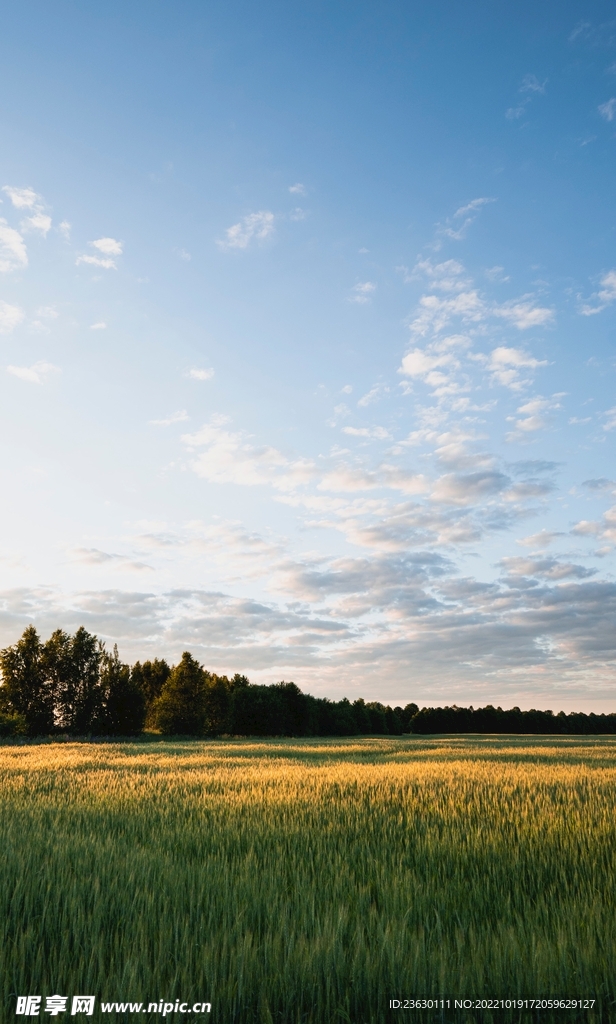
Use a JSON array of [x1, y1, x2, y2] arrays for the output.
[[0, 626, 54, 735], [45, 627, 104, 734], [131, 658, 171, 727], [153, 652, 208, 735], [203, 674, 231, 736], [99, 645, 146, 735]]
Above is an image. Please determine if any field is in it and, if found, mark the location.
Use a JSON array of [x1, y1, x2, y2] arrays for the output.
[[1, 736, 616, 1023]]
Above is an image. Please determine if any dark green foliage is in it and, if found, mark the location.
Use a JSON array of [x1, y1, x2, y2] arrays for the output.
[[130, 658, 171, 726], [0, 626, 54, 735], [231, 684, 286, 736], [99, 646, 146, 736], [0, 711, 27, 736], [203, 674, 231, 736], [153, 652, 208, 735], [46, 627, 103, 734]]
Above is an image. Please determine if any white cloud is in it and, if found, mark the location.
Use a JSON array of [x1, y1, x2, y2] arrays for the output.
[[76, 237, 123, 270], [342, 425, 391, 439], [520, 74, 547, 94], [349, 281, 376, 304], [188, 368, 214, 381], [288, 183, 306, 195], [91, 237, 123, 256], [2, 186, 40, 209], [408, 290, 486, 337], [506, 395, 561, 439], [76, 254, 117, 270], [58, 221, 71, 240], [357, 383, 389, 407], [0, 220, 28, 272], [175, 248, 191, 261], [487, 346, 547, 390], [150, 410, 189, 426], [182, 415, 315, 491], [21, 213, 52, 236], [493, 298, 554, 329], [599, 98, 616, 121], [7, 361, 59, 384], [0, 300, 24, 333], [411, 258, 470, 292], [90, 322, 107, 330], [399, 348, 455, 379], [217, 211, 275, 250], [517, 530, 561, 549], [341, 385, 353, 394], [579, 269, 616, 315], [453, 197, 495, 218], [506, 106, 526, 120], [289, 208, 307, 221]]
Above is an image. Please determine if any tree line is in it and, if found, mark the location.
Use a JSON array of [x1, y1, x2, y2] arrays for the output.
[[1, 625, 614, 737]]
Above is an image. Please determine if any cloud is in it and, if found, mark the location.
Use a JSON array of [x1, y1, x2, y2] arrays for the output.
[[517, 530, 562, 549], [349, 281, 376, 304], [150, 410, 189, 427], [357, 383, 389, 407], [2, 186, 40, 209], [500, 556, 595, 581], [175, 248, 191, 261], [91, 237, 123, 256], [599, 98, 616, 121], [71, 548, 153, 572], [579, 269, 616, 315], [182, 415, 315, 491], [493, 298, 554, 329], [58, 221, 71, 240], [506, 395, 561, 439], [453, 197, 495, 218], [520, 74, 547, 94], [342, 425, 391, 440], [289, 208, 307, 221], [506, 106, 527, 120], [217, 211, 275, 250], [341, 385, 353, 394], [407, 290, 486, 337], [76, 254, 117, 269], [21, 213, 52, 236], [7, 361, 59, 384], [188, 368, 214, 381], [76, 237, 123, 270], [0, 220, 28, 272], [409, 258, 470, 292], [487, 347, 547, 390], [0, 300, 24, 333], [89, 322, 107, 330], [289, 183, 306, 195]]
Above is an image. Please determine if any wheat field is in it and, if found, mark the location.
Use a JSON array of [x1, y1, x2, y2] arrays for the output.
[[1, 736, 615, 1022]]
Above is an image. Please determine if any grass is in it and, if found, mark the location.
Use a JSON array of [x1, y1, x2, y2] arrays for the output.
[[1, 735, 616, 1023]]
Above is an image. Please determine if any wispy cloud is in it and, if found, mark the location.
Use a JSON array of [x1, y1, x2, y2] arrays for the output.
[[599, 98, 616, 121], [0, 220, 28, 272], [506, 394, 562, 439], [487, 347, 547, 390], [90, 322, 107, 330], [493, 297, 554, 329], [2, 186, 52, 237], [76, 237, 123, 269], [0, 300, 24, 333], [7, 361, 59, 384], [188, 367, 214, 381], [349, 281, 376, 304], [217, 211, 275, 250], [150, 410, 189, 426], [288, 183, 306, 195], [579, 269, 616, 315]]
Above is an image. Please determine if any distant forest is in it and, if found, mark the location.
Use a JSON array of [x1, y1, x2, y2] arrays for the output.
[[1, 625, 615, 738]]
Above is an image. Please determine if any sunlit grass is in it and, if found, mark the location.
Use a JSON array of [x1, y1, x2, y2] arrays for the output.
[[1, 736, 615, 1022]]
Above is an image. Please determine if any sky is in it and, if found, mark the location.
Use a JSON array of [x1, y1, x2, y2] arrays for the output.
[[1, 0, 616, 710]]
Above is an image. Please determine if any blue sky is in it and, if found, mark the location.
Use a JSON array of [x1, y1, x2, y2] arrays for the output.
[[1, 0, 616, 709]]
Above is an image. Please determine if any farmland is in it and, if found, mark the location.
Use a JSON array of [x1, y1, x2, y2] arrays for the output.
[[1, 736, 615, 1022]]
